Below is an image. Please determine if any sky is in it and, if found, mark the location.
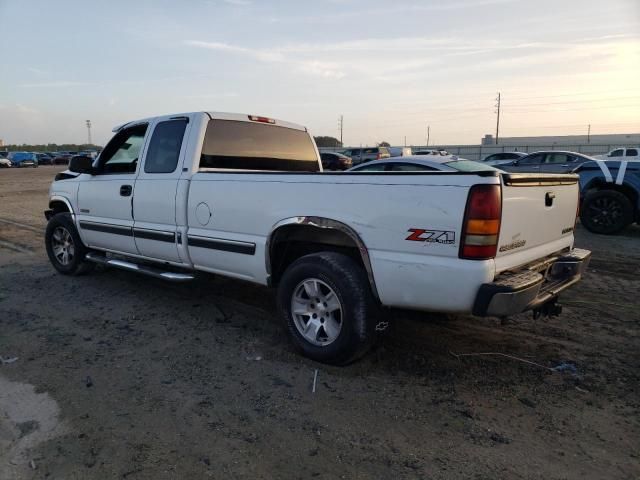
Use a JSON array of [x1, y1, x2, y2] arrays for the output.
[[0, 0, 638, 147]]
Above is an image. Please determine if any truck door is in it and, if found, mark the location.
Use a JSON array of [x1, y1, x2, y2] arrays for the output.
[[132, 117, 191, 263], [76, 124, 148, 254]]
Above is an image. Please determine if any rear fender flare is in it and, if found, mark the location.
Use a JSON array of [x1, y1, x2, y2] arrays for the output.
[[266, 216, 380, 301]]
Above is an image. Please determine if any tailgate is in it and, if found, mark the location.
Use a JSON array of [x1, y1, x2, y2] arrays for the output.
[[495, 173, 579, 273]]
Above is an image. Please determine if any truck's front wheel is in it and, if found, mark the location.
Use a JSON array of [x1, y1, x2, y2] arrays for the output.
[[277, 252, 377, 365], [45, 213, 94, 275]]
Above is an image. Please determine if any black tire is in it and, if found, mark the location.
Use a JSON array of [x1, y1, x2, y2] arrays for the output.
[[45, 213, 94, 275], [580, 190, 634, 235], [277, 252, 378, 365]]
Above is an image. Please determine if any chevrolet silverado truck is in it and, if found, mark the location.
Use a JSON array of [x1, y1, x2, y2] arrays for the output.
[[45, 111, 591, 364]]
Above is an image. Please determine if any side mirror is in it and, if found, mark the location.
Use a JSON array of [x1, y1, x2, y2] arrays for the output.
[[69, 155, 95, 174]]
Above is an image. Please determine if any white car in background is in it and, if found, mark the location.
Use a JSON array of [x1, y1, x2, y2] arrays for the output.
[[347, 156, 499, 173], [594, 147, 639, 161], [413, 149, 450, 156]]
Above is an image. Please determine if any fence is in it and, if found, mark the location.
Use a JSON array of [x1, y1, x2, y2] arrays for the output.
[[319, 143, 638, 162]]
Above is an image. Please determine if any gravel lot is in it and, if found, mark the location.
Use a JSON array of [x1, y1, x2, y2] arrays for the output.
[[0, 166, 639, 479]]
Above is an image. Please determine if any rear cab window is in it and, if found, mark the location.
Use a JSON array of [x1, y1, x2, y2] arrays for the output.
[[200, 120, 319, 171]]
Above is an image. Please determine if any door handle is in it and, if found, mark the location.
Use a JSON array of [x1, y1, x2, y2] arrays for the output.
[[120, 185, 132, 196], [531, 166, 540, 169]]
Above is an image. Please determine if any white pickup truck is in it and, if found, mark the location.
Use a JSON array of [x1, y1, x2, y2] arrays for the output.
[[595, 147, 639, 161], [45, 111, 591, 364]]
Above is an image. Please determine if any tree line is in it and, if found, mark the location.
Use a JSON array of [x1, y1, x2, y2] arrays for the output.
[[1, 143, 101, 152]]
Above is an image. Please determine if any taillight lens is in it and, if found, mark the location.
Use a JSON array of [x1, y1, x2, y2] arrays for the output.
[[460, 184, 502, 260]]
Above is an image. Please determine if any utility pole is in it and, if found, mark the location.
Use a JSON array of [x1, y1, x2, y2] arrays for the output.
[[587, 124, 591, 143], [86, 120, 92, 145], [494, 92, 501, 145], [426, 125, 430, 147], [404, 135, 407, 147], [338, 115, 344, 147]]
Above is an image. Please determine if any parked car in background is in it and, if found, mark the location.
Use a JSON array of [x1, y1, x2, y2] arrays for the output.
[[595, 147, 639, 161], [36, 153, 54, 165], [320, 152, 353, 171], [387, 147, 413, 157], [53, 153, 73, 165], [499, 151, 597, 174], [340, 146, 390, 165], [482, 152, 527, 166], [78, 150, 99, 159], [574, 160, 640, 235], [413, 149, 449, 156], [0, 157, 11, 168], [8, 152, 38, 168], [348, 156, 498, 173]]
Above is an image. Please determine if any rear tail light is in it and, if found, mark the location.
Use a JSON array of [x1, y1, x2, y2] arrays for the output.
[[460, 184, 502, 260]]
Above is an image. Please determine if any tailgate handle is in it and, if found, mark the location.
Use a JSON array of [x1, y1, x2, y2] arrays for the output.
[[545, 191, 555, 207]]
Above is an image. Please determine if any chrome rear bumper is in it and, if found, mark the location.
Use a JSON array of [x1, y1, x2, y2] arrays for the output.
[[472, 248, 591, 317]]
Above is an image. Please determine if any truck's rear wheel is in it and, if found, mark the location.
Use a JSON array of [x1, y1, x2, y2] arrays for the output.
[[45, 213, 94, 275], [580, 190, 633, 235], [277, 252, 377, 365]]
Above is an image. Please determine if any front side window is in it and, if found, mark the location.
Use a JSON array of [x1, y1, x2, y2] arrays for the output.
[[545, 153, 571, 164], [521, 153, 544, 164], [200, 120, 319, 171], [609, 149, 623, 157], [144, 120, 187, 173], [97, 124, 148, 174]]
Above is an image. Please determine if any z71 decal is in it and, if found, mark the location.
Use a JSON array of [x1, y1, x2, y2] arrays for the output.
[[406, 228, 455, 244]]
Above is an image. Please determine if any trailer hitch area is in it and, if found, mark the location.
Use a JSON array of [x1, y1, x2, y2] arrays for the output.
[[532, 300, 563, 319]]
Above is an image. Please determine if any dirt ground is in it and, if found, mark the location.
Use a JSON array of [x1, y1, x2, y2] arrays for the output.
[[0, 166, 638, 480]]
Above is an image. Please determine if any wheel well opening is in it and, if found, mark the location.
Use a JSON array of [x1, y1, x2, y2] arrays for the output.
[[269, 225, 365, 285], [49, 200, 71, 215]]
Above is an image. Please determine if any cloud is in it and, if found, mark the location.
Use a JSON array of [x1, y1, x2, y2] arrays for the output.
[[209, 0, 252, 5], [185, 40, 345, 78], [27, 67, 50, 76], [268, 0, 520, 24], [19, 81, 92, 88]]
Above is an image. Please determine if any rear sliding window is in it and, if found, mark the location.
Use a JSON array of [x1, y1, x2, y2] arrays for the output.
[[200, 120, 319, 172]]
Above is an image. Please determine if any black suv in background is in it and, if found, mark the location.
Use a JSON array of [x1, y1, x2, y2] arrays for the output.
[[320, 152, 353, 171]]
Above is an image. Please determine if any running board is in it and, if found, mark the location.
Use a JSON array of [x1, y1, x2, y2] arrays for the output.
[[85, 252, 194, 282]]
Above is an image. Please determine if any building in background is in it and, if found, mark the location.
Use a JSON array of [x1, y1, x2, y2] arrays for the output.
[[481, 133, 640, 146]]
